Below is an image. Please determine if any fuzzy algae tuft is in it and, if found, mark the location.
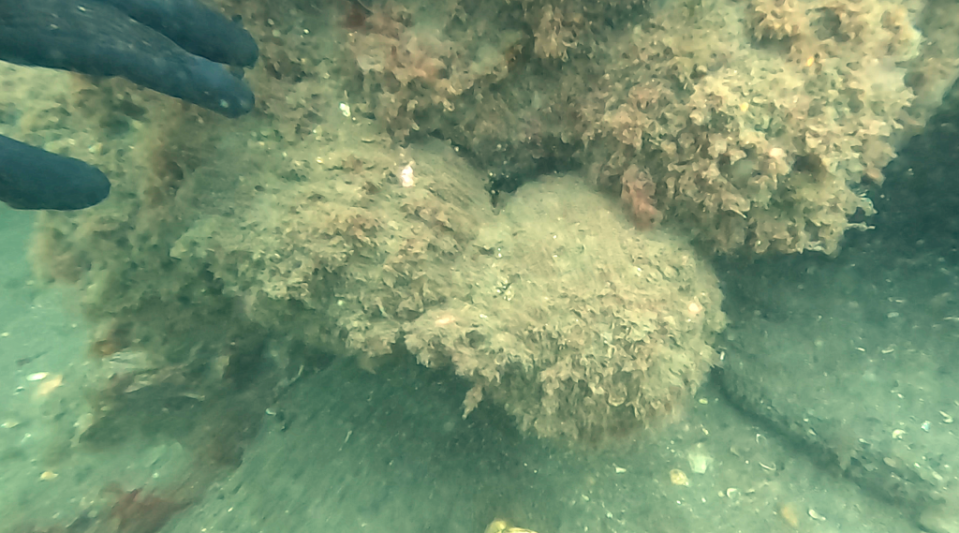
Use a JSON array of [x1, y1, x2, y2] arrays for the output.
[[406, 175, 724, 441]]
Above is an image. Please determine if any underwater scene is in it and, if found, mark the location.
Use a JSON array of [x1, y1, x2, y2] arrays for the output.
[[1, 0, 959, 531]]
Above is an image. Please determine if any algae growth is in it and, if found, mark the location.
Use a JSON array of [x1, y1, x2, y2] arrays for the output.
[[7, 0, 959, 448]]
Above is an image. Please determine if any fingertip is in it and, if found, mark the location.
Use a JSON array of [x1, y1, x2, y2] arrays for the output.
[[187, 58, 256, 117], [0, 136, 111, 211]]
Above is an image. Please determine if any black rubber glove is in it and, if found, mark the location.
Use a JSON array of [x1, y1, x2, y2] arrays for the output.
[[0, 135, 112, 211], [0, 0, 258, 211]]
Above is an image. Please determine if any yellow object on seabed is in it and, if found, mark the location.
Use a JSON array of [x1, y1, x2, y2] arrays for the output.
[[485, 519, 538, 533]]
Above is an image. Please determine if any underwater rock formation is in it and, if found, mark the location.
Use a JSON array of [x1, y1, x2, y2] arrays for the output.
[[11, 0, 958, 444], [19, 66, 722, 445], [28, 91, 723, 441], [346, 0, 959, 254], [406, 175, 724, 441]]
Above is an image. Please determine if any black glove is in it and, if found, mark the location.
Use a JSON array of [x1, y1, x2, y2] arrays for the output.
[[0, 0, 258, 211]]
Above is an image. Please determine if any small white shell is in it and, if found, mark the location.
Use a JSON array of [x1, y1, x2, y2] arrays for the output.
[[687, 451, 713, 474], [399, 162, 415, 188]]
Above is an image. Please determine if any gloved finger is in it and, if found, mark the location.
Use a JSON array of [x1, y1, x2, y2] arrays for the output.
[[0, 135, 111, 211], [0, 0, 255, 117], [95, 0, 258, 67]]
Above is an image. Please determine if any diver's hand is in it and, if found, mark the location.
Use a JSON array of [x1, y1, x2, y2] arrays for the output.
[[0, 135, 110, 211], [0, 0, 258, 117], [0, 0, 258, 211]]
